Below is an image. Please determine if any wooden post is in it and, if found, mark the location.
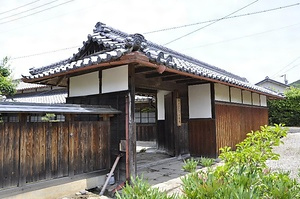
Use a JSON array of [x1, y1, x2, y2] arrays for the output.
[[128, 64, 136, 180], [102, 114, 111, 169], [173, 91, 180, 157]]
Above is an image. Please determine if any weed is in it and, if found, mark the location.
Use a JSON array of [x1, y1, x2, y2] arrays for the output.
[[182, 158, 198, 172], [199, 157, 215, 167], [116, 176, 175, 199]]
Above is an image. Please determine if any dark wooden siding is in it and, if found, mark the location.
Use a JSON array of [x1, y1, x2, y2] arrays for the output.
[[215, 103, 268, 152], [67, 92, 126, 180], [0, 123, 19, 189], [188, 119, 216, 158], [136, 124, 156, 141], [0, 119, 109, 190], [157, 120, 165, 150], [67, 92, 126, 158]]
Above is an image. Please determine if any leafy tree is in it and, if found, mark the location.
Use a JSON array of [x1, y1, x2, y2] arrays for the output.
[[268, 87, 300, 126], [0, 57, 16, 97]]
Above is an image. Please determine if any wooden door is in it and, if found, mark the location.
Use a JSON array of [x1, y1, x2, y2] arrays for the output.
[[164, 92, 175, 156]]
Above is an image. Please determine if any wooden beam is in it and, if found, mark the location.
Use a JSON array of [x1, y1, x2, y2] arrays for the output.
[[135, 76, 185, 91], [135, 87, 157, 95], [176, 78, 207, 84], [162, 75, 188, 81], [135, 67, 155, 74], [136, 59, 283, 99], [145, 71, 175, 79], [56, 76, 65, 86]]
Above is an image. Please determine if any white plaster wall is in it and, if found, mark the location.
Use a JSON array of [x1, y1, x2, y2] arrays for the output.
[[188, 84, 212, 119], [260, 95, 267, 106], [258, 82, 287, 93], [157, 90, 171, 120], [242, 90, 252, 105], [252, 93, 260, 106], [214, 83, 230, 102], [102, 65, 128, 93], [230, 87, 242, 103], [69, 71, 99, 97]]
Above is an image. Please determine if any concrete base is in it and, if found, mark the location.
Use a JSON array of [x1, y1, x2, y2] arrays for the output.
[[3, 175, 106, 199]]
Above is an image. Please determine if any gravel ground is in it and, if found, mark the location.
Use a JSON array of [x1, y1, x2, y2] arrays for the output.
[[266, 127, 300, 182]]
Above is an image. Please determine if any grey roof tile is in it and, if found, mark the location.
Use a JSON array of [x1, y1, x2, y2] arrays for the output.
[[0, 102, 120, 114], [23, 22, 280, 97]]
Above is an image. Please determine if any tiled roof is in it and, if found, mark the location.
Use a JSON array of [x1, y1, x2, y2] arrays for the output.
[[23, 22, 281, 97], [6, 89, 67, 104], [16, 80, 47, 90], [255, 77, 289, 88], [0, 102, 120, 114]]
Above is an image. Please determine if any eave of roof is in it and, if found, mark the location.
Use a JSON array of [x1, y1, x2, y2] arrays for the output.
[[0, 102, 121, 114], [255, 78, 289, 88], [22, 22, 282, 99]]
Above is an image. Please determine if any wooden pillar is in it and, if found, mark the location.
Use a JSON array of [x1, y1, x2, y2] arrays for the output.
[[102, 114, 111, 169], [173, 90, 180, 156], [128, 64, 136, 180]]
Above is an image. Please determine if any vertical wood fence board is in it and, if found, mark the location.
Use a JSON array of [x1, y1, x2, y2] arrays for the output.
[[51, 124, 58, 178], [39, 124, 46, 181], [62, 123, 69, 177], [0, 114, 111, 190], [216, 103, 268, 153], [45, 124, 52, 179], [136, 124, 156, 141], [0, 124, 4, 188], [188, 119, 216, 157], [1, 124, 20, 188]]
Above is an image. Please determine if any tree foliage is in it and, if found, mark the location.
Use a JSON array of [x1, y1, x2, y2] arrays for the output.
[[0, 57, 16, 97], [268, 87, 300, 126]]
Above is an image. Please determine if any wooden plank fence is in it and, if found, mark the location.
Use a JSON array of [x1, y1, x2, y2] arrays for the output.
[[0, 116, 110, 190]]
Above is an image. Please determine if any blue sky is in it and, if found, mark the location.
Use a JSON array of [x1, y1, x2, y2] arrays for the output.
[[1, 0, 300, 84]]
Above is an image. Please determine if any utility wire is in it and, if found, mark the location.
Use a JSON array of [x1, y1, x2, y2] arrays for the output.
[[144, 2, 300, 34], [10, 1, 298, 60], [0, 0, 59, 21], [271, 56, 300, 78], [183, 22, 300, 50], [0, 0, 75, 25], [11, 46, 80, 60], [284, 63, 300, 74], [164, 0, 259, 45], [0, 0, 41, 15], [12, 14, 299, 60]]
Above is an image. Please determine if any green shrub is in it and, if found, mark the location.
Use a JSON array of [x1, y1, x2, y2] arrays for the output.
[[182, 158, 198, 172], [181, 124, 300, 198], [268, 87, 300, 126], [117, 125, 300, 199], [199, 157, 214, 167], [116, 176, 175, 199]]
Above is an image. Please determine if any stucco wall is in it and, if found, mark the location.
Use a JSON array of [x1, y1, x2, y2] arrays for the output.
[[69, 71, 99, 97], [102, 65, 128, 93], [188, 84, 212, 119]]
